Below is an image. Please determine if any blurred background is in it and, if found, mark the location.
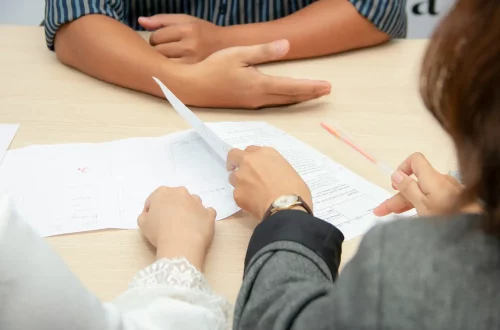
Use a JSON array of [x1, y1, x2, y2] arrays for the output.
[[0, 0, 456, 38]]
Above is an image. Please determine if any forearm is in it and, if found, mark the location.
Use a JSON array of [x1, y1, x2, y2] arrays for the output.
[[234, 210, 345, 329], [234, 242, 337, 329], [221, 0, 391, 60], [54, 15, 186, 98]]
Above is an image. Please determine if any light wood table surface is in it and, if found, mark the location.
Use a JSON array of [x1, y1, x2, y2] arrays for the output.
[[0, 26, 454, 303]]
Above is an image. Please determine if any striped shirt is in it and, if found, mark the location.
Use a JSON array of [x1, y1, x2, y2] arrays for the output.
[[45, 0, 407, 50]]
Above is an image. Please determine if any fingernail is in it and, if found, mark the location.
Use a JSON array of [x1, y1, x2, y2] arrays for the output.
[[391, 171, 403, 184], [274, 40, 288, 56], [139, 16, 148, 20], [320, 87, 331, 95]]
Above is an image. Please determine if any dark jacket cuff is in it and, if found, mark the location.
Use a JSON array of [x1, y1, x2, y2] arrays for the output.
[[244, 210, 344, 277]]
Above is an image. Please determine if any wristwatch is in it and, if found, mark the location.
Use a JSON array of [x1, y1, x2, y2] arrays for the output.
[[263, 194, 313, 220]]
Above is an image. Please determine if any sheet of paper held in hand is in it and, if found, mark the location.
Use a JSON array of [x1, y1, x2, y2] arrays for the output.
[[0, 82, 411, 238]]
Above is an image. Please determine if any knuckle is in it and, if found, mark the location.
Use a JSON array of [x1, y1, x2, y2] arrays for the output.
[[233, 169, 243, 181], [233, 188, 244, 205], [207, 207, 217, 218], [180, 24, 194, 36], [405, 180, 421, 196], [156, 186, 169, 195], [263, 146, 277, 154], [175, 186, 190, 196], [149, 31, 162, 45], [240, 153, 249, 164], [228, 172, 236, 186], [244, 145, 260, 152]]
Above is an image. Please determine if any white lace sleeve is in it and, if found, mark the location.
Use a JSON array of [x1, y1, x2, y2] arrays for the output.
[[111, 258, 232, 330], [0, 195, 231, 330], [131, 258, 210, 290]]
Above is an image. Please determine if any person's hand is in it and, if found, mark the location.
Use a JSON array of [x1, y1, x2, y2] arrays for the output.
[[373, 153, 462, 217], [170, 39, 331, 108], [137, 186, 216, 270], [226, 146, 312, 220], [139, 14, 224, 64]]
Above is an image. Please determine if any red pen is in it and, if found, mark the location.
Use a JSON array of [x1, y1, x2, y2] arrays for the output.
[[320, 122, 393, 176]]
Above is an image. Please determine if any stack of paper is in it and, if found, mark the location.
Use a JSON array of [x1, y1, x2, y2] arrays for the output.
[[0, 80, 408, 239]]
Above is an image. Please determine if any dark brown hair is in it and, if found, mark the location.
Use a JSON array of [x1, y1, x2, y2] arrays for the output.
[[420, 0, 500, 233]]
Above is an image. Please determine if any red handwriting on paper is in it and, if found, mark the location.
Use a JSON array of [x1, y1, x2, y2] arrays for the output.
[[77, 167, 88, 173]]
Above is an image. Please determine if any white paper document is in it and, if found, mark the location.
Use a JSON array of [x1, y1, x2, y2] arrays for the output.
[[0, 124, 19, 163], [0, 121, 409, 239]]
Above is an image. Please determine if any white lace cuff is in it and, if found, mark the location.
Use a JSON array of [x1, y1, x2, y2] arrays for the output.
[[130, 258, 211, 292], [122, 258, 232, 330]]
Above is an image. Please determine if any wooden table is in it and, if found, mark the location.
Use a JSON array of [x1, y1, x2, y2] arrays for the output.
[[0, 26, 454, 303]]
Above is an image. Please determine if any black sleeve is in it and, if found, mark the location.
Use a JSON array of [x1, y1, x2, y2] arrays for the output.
[[233, 214, 388, 330], [245, 209, 344, 278]]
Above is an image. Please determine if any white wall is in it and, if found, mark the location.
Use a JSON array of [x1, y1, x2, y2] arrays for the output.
[[406, 0, 457, 38], [0, 0, 45, 25], [0, 0, 458, 37]]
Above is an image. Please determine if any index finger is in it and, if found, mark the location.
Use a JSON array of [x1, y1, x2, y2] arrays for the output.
[[144, 14, 196, 27], [150, 27, 183, 46], [373, 193, 414, 216], [227, 148, 245, 171]]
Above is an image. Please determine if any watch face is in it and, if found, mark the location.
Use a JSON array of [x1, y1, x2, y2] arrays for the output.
[[273, 195, 299, 208]]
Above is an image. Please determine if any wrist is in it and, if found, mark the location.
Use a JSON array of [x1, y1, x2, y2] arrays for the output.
[[156, 238, 207, 271], [158, 61, 200, 105], [212, 26, 233, 52], [290, 205, 308, 213], [261, 194, 313, 220]]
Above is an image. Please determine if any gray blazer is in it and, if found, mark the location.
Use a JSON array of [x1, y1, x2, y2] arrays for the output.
[[233, 210, 500, 329]]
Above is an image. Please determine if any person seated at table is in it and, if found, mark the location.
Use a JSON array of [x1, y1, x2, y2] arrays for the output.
[[44, 0, 405, 109], [0, 187, 229, 330], [225, 0, 500, 328]]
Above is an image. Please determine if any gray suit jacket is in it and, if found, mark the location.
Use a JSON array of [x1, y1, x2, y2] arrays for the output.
[[233, 211, 500, 329]]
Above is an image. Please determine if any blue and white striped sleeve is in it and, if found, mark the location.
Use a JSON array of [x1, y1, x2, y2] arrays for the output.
[[348, 0, 407, 38], [44, 0, 126, 50]]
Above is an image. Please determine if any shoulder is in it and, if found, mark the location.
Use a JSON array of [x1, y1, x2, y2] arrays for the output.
[[347, 0, 407, 38], [358, 213, 485, 273]]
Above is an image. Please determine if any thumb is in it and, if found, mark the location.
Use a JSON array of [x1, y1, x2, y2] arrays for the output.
[[235, 39, 290, 65], [391, 171, 426, 209], [138, 15, 167, 30], [137, 212, 147, 228]]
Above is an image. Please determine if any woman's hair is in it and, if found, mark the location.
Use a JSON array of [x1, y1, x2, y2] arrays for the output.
[[420, 0, 500, 233]]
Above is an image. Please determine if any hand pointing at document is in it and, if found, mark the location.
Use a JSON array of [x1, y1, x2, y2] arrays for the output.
[[373, 153, 463, 217], [175, 40, 332, 109]]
